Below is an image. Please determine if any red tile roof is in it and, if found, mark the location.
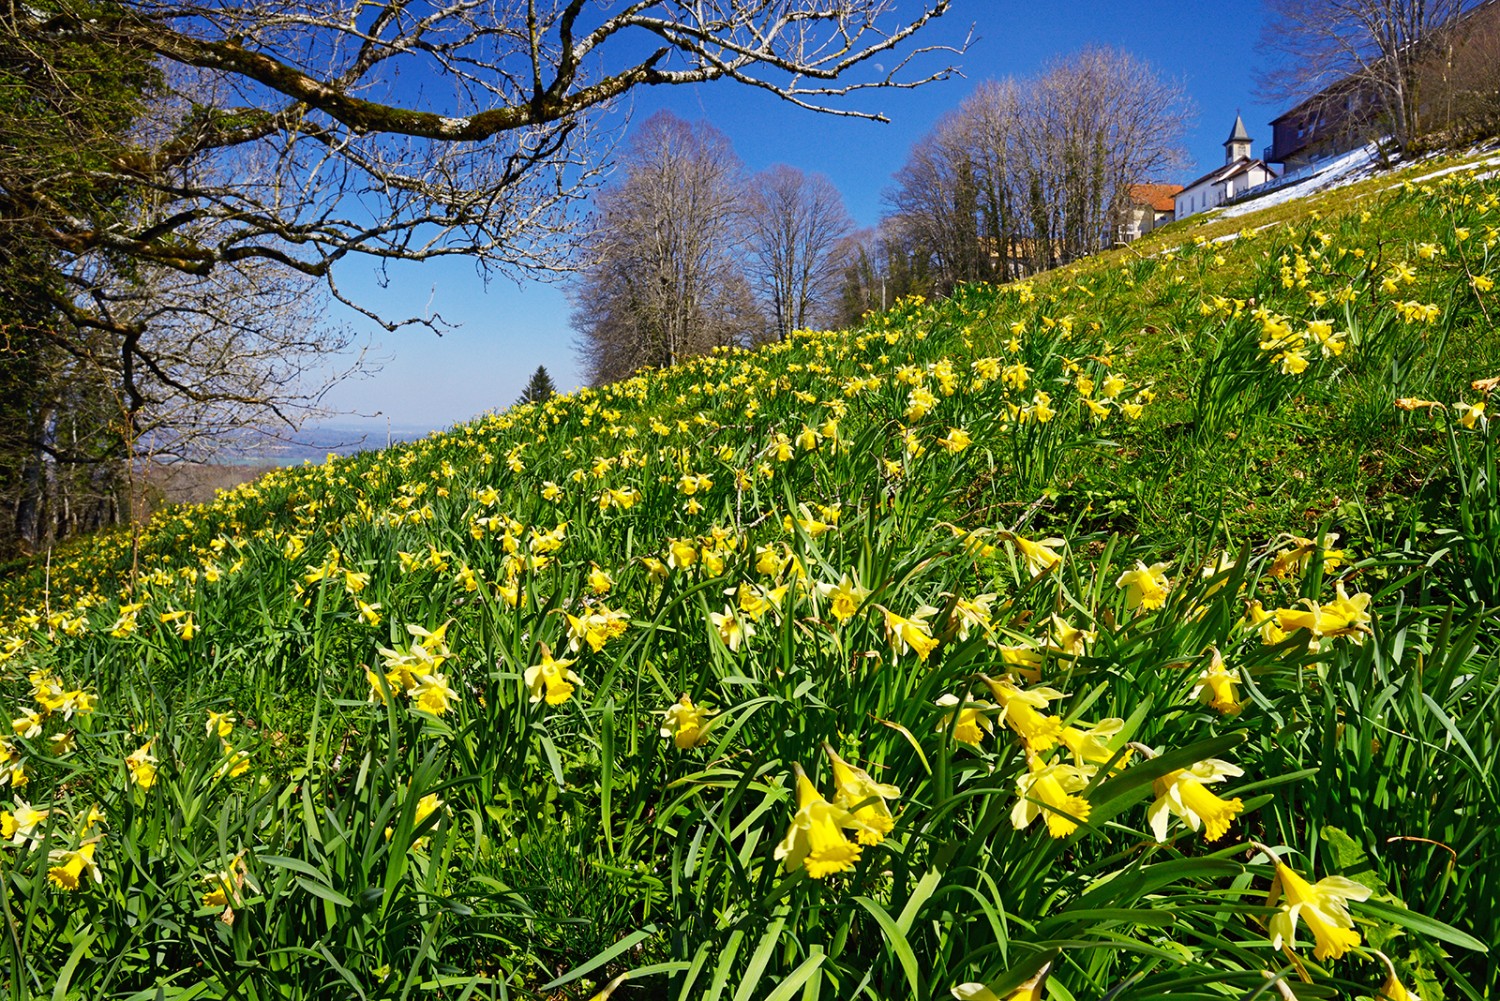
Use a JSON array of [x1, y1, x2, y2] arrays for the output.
[[1128, 183, 1184, 213]]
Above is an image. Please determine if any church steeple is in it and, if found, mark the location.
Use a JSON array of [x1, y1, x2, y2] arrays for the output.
[[1224, 113, 1252, 164]]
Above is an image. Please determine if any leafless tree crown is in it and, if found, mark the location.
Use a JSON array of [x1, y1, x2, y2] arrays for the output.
[[882, 47, 1193, 292], [571, 111, 756, 387], [1258, 0, 1492, 150], [1, 0, 960, 552], [745, 165, 856, 341]]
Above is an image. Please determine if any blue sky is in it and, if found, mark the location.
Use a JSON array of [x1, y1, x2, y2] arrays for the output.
[[321, 1, 1284, 432]]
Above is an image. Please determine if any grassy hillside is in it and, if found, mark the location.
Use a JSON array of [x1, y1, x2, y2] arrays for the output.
[[2, 148, 1498, 1001]]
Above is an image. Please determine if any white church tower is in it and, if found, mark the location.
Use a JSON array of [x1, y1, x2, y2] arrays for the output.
[[1174, 113, 1276, 220], [1224, 113, 1253, 164]]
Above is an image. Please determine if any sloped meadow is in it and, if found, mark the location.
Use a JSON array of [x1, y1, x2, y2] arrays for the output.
[[2, 163, 1499, 1000]]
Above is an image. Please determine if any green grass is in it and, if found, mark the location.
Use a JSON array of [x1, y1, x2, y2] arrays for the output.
[[1, 149, 1498, 1000]]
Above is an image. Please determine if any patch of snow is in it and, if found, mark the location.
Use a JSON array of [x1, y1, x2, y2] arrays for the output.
[[1400, 155, 1500, 185], [1217, 144, 1384, 219]]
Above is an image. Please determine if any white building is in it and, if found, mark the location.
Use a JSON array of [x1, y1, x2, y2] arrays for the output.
[[1174, 115, 1276, 220], [1118, 183, 1183, 244]]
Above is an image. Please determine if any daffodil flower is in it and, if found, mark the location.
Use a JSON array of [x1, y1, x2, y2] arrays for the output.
[[985, 678, 1064, 752], [1190, 648, 1245, 714], [1115, 561, 1171, 610], [709, 605, 754, 652], [201, 853, 256, 924], [126, 740, 158, 791], [11, 708, 42, 739], [774, 764, 862, 878], [1012, 757, 1094, 838], [1059, 717, 1128, 769], [816, 573, 870, 623], [412, 672, 459, 715], [524, 648, 583, 705], [1266, 857, 1372, 960], [47, 842, 102, 891], [1047, 613, 1094, 656], [206, 710, 235, 739], [1453, 400, 1486, 429], [1006, 534, 1064, 578], [5, 797, 49, 847], [883, 606, 940, 661], [824, 746, 901, 846], [936, 693, 996, 746], [661, 695, 714, 749], [951, 963, 1051, 1001], [937, 427, 972, 452], [1148, 758, 1244, 842]]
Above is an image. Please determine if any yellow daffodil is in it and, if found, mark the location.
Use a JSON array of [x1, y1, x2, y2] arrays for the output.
[[1242, 599, 1287, 644], [661, 695, 714, 749], [1191, 648, 1245, 714], [1047, 613, 1094, 656], [824, 745, 901, 846], [525, 649, 583, 705], [936, 693, 996, 746], [1453, 400, 1486, 429], [1374, 953, 1421, 1001], [1267, 857, 1372, 960], [709, 605, 754, 652], [47, 842, 101, 891], [667, 538, 698, 570], [1273, 584, 1373, 645], [1012, 757, 1094, 838], [1149, 758, 1244, 842], [11, 708, 42, 739], [883, 606, 940, 661], [564, 606, 628, 653], [815, 573, 870, 623], [385, 791, 445, 852], [126, 740, 158, 791], [1269, 533, 1345, 579], [951, 593, 995, 641], [1007, 534, 1064, 578], [951, 963, 1051, 1001], [1115, 560, 1171, 610], [411, 672, 459, 715], [206, 710, 235, 739], [774, 764, 863, 878], [937, 427, 972, 452], [985, 678, 1064, 753], [201, 853, 256, 924], [1059, 718, 1127, 769], [214, 744, 252, 780], [6, 797, 49, 846]]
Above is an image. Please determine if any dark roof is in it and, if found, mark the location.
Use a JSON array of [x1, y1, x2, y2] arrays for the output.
[[1225, 114, 1251, 145], [1269, 0, 1500, 126]]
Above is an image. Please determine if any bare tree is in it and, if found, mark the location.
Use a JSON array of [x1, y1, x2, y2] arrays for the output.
[[885, 48, 1191, 290], [1259, 0, 1474, 150], [888, 112, 991, 292], [745, 166, 855, 340], [1, 0, 959, 551], [4, 0, 959, 320], [571, 112, 756, 386]]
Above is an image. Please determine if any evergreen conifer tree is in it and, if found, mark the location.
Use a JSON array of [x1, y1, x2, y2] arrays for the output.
[[515, 365, 557, 406]]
